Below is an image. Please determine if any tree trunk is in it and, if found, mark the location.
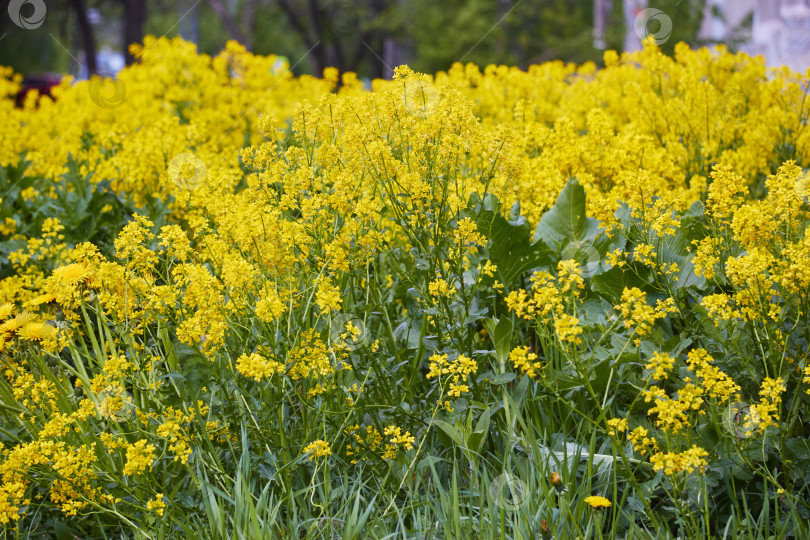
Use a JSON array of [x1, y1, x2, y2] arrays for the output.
[[71, 0, 97, 75], [207, 0, 248, 46], [123, 0, 146, 64]]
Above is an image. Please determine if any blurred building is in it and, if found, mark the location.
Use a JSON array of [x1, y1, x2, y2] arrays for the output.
[[617, 0, 810, 72], [741, 0, 810, 72]]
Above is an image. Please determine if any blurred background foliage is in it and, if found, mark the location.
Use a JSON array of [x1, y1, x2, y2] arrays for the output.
[[0, 0, 712, 78]]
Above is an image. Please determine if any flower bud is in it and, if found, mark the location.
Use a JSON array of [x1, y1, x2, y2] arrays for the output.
[[549, 471, 566, 493], [541, 518, 552, 539]]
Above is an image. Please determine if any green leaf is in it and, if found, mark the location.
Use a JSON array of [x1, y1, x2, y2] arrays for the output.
[[484, 317, 513, 365], [590, 262, 653, 302], [468, 408, 491, 452], [531, 177, 622, 279], [533, 178, 600, 247], [474, 195, 553, 289], [786, 438, 810, 461], [656, 230, 706, 291], [433, 419, 464, 447], [487, 372, 517, 385]]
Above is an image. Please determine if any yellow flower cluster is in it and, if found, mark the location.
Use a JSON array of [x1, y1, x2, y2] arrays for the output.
[[123, 439, 156, 476], [382, 426, 416, 460], [645, 352, 675, 381], [302, 440, 331, 461], [649, 445, 709, 476], [428, 278, 455, 299], [505, 263, 586, 346], [344, 425, 383, 464], [236, 352, 284, 381], [509, 345, 543, 379], [146, 493, 166, 516], [315, 278, 342, 313], [614, 288, 677, 344], [426, 353, 478, 397], [1, 34, 809, 528], [749, 377, 786, 434]]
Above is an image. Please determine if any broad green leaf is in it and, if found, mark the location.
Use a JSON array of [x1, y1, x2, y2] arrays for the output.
[[484, 317, 513, 365], [433, 419, 464, 447], [532, 178, 622, 279], [533, 178, 600, 247], [487, 372, 517, 385], [590, 262, 653, 302], [474, 195, 553, 289]]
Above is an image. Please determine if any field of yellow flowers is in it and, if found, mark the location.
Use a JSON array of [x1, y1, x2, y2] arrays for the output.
[[1, 35, 809, 538]]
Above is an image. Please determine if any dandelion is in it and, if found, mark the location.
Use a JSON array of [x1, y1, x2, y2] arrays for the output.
[[18, 322, 57, 341], [51, 263, 91, 285], [0, 304, 14, 320], [584, 495, 612, 509]]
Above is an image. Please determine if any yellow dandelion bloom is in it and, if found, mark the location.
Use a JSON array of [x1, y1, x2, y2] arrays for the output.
[[18, 322, 57, 341], [51, 263, 90, 285], [584, 495, 612, 509], [0, 304, 15, 320]]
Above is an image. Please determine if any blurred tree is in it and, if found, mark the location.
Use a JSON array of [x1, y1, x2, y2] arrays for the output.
[[71, 0, 98, 73], [206, 0, 257, 49], [402, 0, 625, 74], [122, 0, 146, 64], [0, 1, 72, 74], [646, 0, 706, 55], [0, 0, 709, 78], [271, 0, 400, 77]]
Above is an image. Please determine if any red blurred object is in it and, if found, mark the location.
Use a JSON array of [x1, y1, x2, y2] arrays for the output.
[[15, 73, 62, 107]]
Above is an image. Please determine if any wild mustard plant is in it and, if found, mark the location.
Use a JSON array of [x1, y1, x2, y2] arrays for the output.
[[0, 36, 808, 538]]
